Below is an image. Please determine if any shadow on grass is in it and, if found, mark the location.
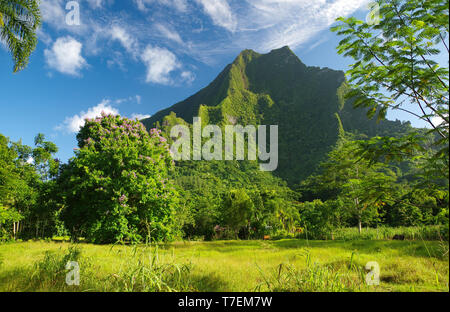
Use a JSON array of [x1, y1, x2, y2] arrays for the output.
[[189, 273, 231, 292], [161, 239, 447, 260], [269, 239, 448, 259], [0, 267, 34, 292]]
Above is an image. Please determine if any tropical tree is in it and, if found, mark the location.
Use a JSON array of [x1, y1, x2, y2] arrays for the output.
[[0, 134, 40, 240], [31, 133, 59, 181], [0, 0, 41, 72], [59, 114, 180, 244], [332, 0, 448, 137], [222, 189, 254, 238], [308, 136, 397, 233]]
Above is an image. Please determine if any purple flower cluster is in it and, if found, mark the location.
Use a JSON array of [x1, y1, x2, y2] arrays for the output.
[[150, 128, 161, 135]]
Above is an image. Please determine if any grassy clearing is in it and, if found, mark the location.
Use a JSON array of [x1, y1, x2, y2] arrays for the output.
[[0, 239, 448, 292], [297, 226, 447, 241]]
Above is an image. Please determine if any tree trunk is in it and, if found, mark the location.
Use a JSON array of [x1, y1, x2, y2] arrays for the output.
[[358, 218, 362, 235]]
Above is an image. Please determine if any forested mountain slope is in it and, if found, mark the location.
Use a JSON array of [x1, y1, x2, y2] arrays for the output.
[[142, 46, 414, 184]]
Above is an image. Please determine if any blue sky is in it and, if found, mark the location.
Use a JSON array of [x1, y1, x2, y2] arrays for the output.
[[0, 0, 434, 162]]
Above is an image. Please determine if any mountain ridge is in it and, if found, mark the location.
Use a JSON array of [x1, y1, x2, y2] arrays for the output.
[[142, 46, 413, 185]]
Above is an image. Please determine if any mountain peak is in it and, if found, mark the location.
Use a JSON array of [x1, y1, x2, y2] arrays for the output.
[[232, 45, 304, 70], [233, 49, 260, 66], [142, 47, 409, 184], [269, 45, 293, 54]]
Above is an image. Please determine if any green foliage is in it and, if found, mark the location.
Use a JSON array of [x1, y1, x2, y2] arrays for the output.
[[332, 0, 449, 203], [143, 47, 413, 185], [298, 225, 446, 241], [138, 46, 431, 240], [332, 0, 448, 136], [301, 136, 398, 232], [0, 0, 41, 72], [173, 159, 300, 240], [299, 199, 348, 240], [0, 133, 40, 240], [222, 189, 254, 237], [59, 114, 180, 244]]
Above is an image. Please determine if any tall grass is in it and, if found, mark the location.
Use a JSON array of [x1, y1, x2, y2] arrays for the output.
[[26, 245, 195, 292], [104, 246, 194, 292], [299, 225, 446, 241], [27, 245, 84, 291], [255, 249, 369, 292], [1, 240, 448, 292]]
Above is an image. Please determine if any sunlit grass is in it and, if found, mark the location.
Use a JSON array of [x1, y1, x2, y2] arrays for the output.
[[0, 239, 448, 292]]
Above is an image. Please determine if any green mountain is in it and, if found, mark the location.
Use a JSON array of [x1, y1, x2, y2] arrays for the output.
[[142, 46, 413, 185]]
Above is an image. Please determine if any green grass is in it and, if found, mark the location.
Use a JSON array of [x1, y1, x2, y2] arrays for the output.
[[0, 239, 448, 292], [296, 226, 447, 241]]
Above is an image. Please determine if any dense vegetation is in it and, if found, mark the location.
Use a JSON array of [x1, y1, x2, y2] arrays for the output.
[[142, 47, 417, 185], [0, 0, 448, 247]]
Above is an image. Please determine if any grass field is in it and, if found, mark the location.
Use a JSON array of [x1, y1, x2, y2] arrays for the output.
[[0, 239, 448, 292]]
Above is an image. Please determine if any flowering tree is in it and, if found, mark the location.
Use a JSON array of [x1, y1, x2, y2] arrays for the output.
[[60, 113, 179, 243]]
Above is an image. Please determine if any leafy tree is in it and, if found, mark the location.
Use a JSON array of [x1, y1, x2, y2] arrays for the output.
[[0, 134, 22, 239], [60, 114, 179, 243], [298, 199, 346, 240], [0, 134, 40, 240], [0, 0, 41, 72], [32, 133, 59, 181], [303, 135, 397, 233], [222, 189, 254, 238], [332, 0, 448, 136], [332, 0, 449, 194], [8, 134, 60, 239]]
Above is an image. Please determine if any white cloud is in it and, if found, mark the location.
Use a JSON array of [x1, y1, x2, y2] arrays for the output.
[[36, 28, 53, 45], [232, 0, 369, 51], [131, 113, 151, 120], [134, 0, 188, 12], [38, 0, 369, 82], [135, 95, 142, 104], [180, 71, 195, 84], [155, 23, 183, 45], [86, 0, 106, 9], [195, 0, 236, 32], [134, 0, 147, 11], [109, 25, 140, 57], [113, 95, 142, 105], [141, 46, 181, 85], [40, 0, 66, 26], [44, 36, 87, 76], [57, 100, 119, 133]]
